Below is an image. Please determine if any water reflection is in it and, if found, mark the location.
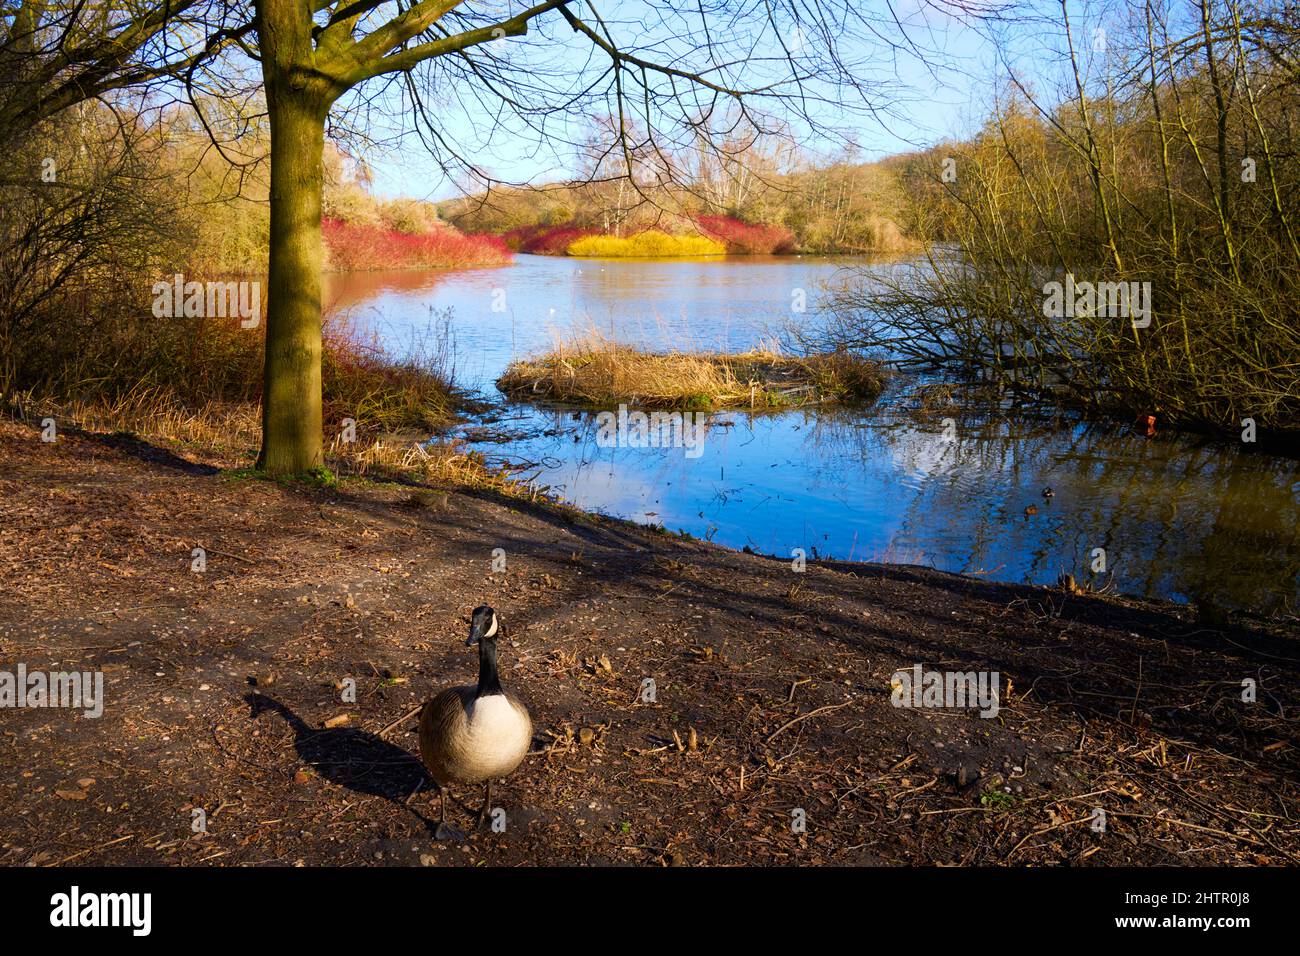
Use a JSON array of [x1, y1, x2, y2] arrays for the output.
[[476, 402, 1300, 612], [323, 267, 458, 310]]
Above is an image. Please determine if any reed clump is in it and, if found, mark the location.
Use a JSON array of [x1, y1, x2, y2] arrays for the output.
[[496, 333, 886, 410]]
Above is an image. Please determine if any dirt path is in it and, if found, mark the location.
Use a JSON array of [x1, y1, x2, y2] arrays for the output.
[[1, 417, 1297, 866]]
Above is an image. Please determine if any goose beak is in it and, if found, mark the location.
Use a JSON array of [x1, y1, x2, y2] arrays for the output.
[[467, 617, 489, 646]]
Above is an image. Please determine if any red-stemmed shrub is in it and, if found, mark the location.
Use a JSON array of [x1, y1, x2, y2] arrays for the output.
[[501, 223, 601, 255], [696, 214, 797, 254], [323, 218, 511, 271]]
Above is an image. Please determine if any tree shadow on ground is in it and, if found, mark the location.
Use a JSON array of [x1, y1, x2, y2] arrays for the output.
[[86, 430, 222, 476]]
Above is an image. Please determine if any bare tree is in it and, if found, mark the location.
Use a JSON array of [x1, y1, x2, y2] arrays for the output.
[[243, 0, 973, 473], [0, 1, 250, 143], [7, 0, 988, 473]]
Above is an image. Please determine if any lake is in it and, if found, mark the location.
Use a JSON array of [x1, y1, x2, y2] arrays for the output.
[[324, 254, 1300, 613]]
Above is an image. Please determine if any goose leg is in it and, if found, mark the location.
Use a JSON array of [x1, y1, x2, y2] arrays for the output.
[[476, 780, 492, 827], [434, 786, 463, 842]]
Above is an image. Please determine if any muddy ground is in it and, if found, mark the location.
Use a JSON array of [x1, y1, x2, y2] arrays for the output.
[[1, 417, 1298, 866]]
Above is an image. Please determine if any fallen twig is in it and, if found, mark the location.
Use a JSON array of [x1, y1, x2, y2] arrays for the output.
[[765, 700, 853, 744], [378, 703, 424, 739]]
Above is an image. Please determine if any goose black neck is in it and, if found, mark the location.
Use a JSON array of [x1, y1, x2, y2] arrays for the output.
[[476, 638, 502, 698]]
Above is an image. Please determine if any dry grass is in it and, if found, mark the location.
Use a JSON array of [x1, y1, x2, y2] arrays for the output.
[[324, 432, 541, 499], [3, 271, 479, 485], [5, 388, 539, 499], [496, 331, 886, 410], [7, 390, 262, 463]]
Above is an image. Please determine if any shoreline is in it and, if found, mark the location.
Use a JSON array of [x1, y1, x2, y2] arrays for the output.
[[2, 415, 1297, 866]]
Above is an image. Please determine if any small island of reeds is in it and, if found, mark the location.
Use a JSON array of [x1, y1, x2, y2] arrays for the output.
[[496, 334, 887, 410]]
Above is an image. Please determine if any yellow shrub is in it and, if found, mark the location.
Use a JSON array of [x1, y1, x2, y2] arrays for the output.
[[566, 230, 725, 258]]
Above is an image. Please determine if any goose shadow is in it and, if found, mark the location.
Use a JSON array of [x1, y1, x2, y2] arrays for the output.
[[246, 692, 444, 836]]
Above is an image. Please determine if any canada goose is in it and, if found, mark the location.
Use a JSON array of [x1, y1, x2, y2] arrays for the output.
[[1042, 487, 1054, 499], [419, 605, 532, 840]]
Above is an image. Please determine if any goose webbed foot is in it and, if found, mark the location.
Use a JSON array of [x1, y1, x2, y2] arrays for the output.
[[475, 780, 492, 828], [434, 821, 464, 842], [433, 786, 465, 842]]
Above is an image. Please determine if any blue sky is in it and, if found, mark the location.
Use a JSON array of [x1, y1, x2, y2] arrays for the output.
[[357, 1, 1028, 201]]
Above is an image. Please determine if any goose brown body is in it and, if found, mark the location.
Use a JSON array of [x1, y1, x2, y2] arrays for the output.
[[418, 686, 532, 786]]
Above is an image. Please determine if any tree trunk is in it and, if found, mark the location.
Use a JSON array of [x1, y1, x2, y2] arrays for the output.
[[257, 83, 327, 474]]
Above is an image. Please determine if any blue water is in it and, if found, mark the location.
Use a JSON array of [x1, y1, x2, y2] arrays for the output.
[[325, 255, 1300, 612]]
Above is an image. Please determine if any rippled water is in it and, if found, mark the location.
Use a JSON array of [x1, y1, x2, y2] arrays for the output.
[[324, 255, 1300, 612]]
